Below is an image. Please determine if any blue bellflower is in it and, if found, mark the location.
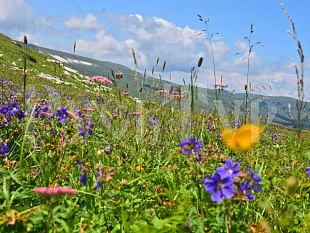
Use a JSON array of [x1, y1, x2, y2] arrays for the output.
[[179, 137, 203, 155], [0, 143, 10, 157], [217, 158, 240, 178], [202, 169, 236, 202], [56, 106, 69, 124]]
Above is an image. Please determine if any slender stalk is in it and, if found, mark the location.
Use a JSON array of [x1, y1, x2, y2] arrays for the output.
[[23, 36, 28, 111], [244, 24, 253, 124], [281, 3, 306, 137]]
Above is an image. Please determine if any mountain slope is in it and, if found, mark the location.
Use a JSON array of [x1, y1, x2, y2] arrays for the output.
[[1, 33, 308, 127]]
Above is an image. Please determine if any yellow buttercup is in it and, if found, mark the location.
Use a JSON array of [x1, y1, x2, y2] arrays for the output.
[[221, 124, 263, 151]]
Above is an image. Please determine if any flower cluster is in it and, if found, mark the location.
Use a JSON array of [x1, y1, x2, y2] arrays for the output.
[[34, 187, 77, 196], [32, 102, 54, 120], [202, 158, 262, 202], [88, 76, 113, 85], [269, 130, 281, 144], [307, 167, 310, 178], [0, 102, 25, 127]]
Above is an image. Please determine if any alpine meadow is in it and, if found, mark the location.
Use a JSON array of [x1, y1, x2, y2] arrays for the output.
[[1, 2, 310, 233]]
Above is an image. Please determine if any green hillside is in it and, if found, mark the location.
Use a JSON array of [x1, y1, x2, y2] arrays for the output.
[[1, 32, 309, 127]]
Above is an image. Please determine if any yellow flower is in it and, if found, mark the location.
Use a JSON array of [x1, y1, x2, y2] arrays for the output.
[[221, 124, 263, 151]]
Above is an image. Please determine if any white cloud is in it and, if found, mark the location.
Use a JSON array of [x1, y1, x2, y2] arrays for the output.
[[64, 14, 104, 30], [0, 0, 61, 43], [69, 13, 310, 99], [74, 13, 214, 72], [0, 1, 308, 100], [0, 0, 35, 32]]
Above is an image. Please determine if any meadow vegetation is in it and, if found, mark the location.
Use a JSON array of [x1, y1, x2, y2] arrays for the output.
[[0, 4, 310, 233]]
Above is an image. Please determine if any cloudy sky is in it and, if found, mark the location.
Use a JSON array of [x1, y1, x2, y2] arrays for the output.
[[0, 0, 309, 99]]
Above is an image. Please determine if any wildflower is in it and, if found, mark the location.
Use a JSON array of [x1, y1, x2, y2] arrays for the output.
[[95, 166, 102, 192], [213, 83, 228, 88], [247, 166, 262, 193], [221, 124, 263, 151], [115, 72, 124, 79], [306, 167, 310, 178], [217, 158, 240, 178], [32, 103, 53, 120], [269, 130, 281, 144], [233, 119, 242, 128], [78, 160, 87, 185], [156, 89, 168, 94], [9, 102, 25, 120], [0, 143, 10, 157], [149, 117, 158, 126], [34, 187, 77, 196], [202, 169, 236, 202], [0, 113, 9, 128], [238, 166, 262, 202], [56, 106, 69, 124], [88, 76, 113, 85], [0, 102, 25, 125], [78, 120, 94, 140], [239, 180, 255, 201], [179, 137, 203, 155]]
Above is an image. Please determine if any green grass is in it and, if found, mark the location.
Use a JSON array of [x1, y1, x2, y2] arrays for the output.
[[1, 31, 310, 233]]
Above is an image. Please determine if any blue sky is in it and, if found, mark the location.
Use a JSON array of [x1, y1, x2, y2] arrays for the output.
[[0, 0, 309, 99]]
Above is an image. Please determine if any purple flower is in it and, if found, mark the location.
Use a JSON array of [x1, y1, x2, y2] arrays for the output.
[[32, 103, 53, 120], [239, 180, 255, 202], [96, 167, 102, 192], [149, 117, 158, 126], [247, 166, 262, 193], [56, 106, 69, 124], [306, 167, 310, 178], [0, 113, 9, 128], [0, 143, 10, 156], [233, 119, 242, 128], [78, 120, 94, 140], [0, 102, 25, 124], [207, 122, 214, 132], [269, 130, 281, 144], [9, 102, 25, 120], [217, 158, 240, 178], [238, 166, 262, 202], [77, 160, 87, 185], [179, 137, 203, 155], [202, 169, 236, 202]]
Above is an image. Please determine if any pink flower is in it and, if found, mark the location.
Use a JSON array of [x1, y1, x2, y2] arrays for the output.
[[88, 76, 113, 85], [156, 89, 168, 94], [213, 83, 228, 88], [34, 187, 77, 196], [122, 91, 129, 95]]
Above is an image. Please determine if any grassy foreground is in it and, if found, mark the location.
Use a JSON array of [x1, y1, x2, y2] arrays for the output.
[[1, 67, 310, 233]]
